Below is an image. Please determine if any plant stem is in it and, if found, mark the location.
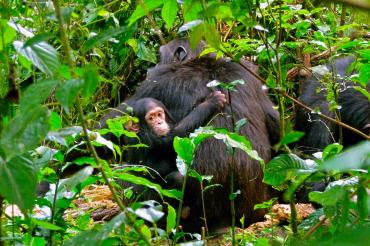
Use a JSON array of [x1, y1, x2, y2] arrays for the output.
[[200, 181, 209, 235], [52, 1, 151, 244], [289, 195, 298, 235], [227, 89, 236, 246], [176, 169, 188, 231]]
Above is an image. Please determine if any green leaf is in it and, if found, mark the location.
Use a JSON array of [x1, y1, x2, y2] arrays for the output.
[[309, 177, 358, 206], [58, 166, 94, 193], [82, 26, 135, 52], [49, 111, 62, 131], [166, 203, 176, 233], [81, 65, 100, 97], [263, 154, 316, 186], [24, 33, 53, 47], [32, 219, 64, 231], [20, 79, 60, 112], [128, 0, 166, 26], [115, 172, 181, 200], [0, 154, 37, 211], [0, 20, 16, 50], [137, 39, 157, 63], [204, 23, 220, 49], [183, 0, 202, 22], [13, 40, 60, 75], [161, 0, 178, 28], [64, 213, 128, 246], [0, 106, 49, 160], [279, 131, 305, 145], [46, 126, 83, 146], [173, 137, 194, 165], [134, 201, 164, 223], [55, 79, 84, 113], [320, 141, 370, 171], [322, 143, 343, 160], [359, 63, 370, 86], [234, 118, 247, 133], [357, 49, 370, 61]]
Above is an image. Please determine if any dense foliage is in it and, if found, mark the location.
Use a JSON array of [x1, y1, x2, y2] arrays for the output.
[[0, 0, 369, 245]]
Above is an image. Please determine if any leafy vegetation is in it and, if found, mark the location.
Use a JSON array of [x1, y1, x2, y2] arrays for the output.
[[0, 0, 369, 245]]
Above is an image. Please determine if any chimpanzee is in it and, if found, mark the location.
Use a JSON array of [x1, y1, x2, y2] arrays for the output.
[[295, 56, 370, 154], [126, 39, 280, 232], [158, 38, 259, 73], [100, 92, 226, 191]]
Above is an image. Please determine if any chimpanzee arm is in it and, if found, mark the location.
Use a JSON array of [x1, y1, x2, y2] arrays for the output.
[[172, 91, 226, 137]]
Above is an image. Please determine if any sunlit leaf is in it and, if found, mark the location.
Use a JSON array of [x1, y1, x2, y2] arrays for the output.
[[128, 0, 165, 26], [320, 141, 370, 171], [264, 154, 317, 186], [13, 40, 60, 75], [173, 137, 194, 165], [279, 131, 305, 145], [161, 0, 178, 28], [58, 166, 94, 193], [0, 20, 16, 50], [81, 65, 100, 97], [166, 203, 176, 233], [137, 39, 157, 63]]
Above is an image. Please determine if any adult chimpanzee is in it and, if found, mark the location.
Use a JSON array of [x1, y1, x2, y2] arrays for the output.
[[127, 40, 280, 232], [158, 38, 259, 73], [99, 92, 226, 190], [295, 56, 370, 154]]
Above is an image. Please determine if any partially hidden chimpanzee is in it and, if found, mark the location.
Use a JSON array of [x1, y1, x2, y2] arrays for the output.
[[124, 39, 281, 232], [295, 56, 370, 154], [99, 92, 226, 193], [158, 38, 259, 73]]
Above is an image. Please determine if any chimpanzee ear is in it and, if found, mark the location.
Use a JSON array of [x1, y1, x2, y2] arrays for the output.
[[124, 121, 140, 133], [175, 46, 187, 62]]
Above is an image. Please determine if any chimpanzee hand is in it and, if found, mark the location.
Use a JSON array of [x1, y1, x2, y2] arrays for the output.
[[206, 91, 227, 110]]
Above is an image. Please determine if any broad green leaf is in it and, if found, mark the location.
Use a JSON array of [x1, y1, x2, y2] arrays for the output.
[[166, 203, 176, 233], [82, 26, 135, 52], [20, 79, 60, 112], [58, 166, 94, 193], [359, 63, 370, 86], [0, 154, 37, 211], [114, 172, 181, 199], [64, 213, 128, 246], [55, 79, 84, 113], [128, 0, 165, 26], [0, 20, 16, 50], [309, 177, 358, 206], [263, 154, 316, 186], [13, 40, 60, 75], [134, 201, 164, 223], [137, 40, 157, 63], [32, 219, 64, 231], [357, 49, 370, 60], [183, 0, 202, 22], [204, 23, 220, 49], [81, 65, 100, 97], [46, 126, 83, 146], [24, 33, 53, 47], [279, 131, 305, 145], [173, 137, 194, 165], [322, 143, 343, 160], [161, 0, 178, 28], [234, 118, 247, 133], [49, 111, 62, 131], [189, 24, 204, 50], [320, 141, 370, 171], [0, 106, 49, 160]]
